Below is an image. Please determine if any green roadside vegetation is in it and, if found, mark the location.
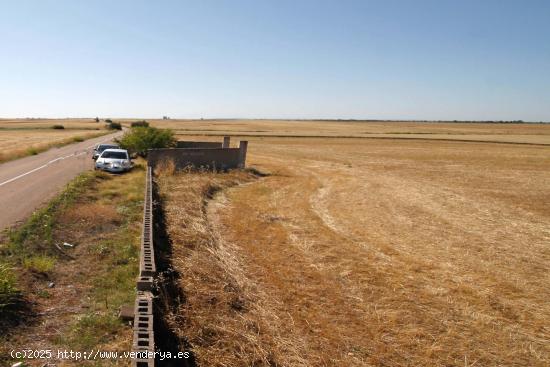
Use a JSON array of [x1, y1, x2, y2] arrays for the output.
[[117, 124, 176, 156], [0, 162, 145, 364]]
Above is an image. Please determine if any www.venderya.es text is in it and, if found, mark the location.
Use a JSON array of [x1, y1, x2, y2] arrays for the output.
[[10, 349, 190, 361]]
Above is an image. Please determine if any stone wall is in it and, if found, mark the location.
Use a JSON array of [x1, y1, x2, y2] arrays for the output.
[[147, 142, 247, 171], [176, 141, 222, 149], [148, 137, 247, 170]]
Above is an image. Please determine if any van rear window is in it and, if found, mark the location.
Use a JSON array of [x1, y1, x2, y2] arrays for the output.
[[98, 145, 118, 152], [101, 151, 127, 159]]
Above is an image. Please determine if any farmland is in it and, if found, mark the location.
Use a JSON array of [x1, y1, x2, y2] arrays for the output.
[[0, 118, 109, 163], [154, 120, 550, 366], [146, 118, 550, 145]]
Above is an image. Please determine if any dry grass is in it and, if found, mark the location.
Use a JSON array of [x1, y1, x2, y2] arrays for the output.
[[154, 158, 176, 177], [157, 170, 277, 366], [159, 127, 550, 366]]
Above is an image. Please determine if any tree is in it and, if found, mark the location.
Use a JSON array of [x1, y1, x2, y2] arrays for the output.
[[117, 126, 176, 157], [131, 120, 149, 127], [94, 117, 100, 122], [107, 121, 122, 130]]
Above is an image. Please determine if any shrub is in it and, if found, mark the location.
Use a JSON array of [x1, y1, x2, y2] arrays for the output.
[[131, 120, 149, 128], [52, 124, 65, 129], [105, 119, 113, 123], [117, 126, 176, 157], [72, 136, 85, 142], [107, 121, 122, 130], [95, 117, 100, 123]]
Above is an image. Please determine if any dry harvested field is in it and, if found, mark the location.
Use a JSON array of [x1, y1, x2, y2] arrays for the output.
[[156, 121, 550, 366], [0, 118, 108, 163], [0, 118, 104, 130], [148, 119, 550, 145]]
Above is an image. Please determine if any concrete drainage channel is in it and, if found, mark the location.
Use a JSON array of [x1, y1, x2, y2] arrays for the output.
[[132, 166, 156, 366], [129, 138, 248, 366], [130, 166, 194, 367]]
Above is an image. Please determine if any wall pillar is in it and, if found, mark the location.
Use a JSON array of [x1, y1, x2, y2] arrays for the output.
[[238, 141, 248, 168], [223, 136, 230, 148]]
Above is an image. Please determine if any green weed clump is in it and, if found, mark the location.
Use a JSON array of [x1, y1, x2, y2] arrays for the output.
[[26, 147, 39, 155], [22, 256, 56, 273], [0, 264, 19, 311], [59, 313, 121, 350]]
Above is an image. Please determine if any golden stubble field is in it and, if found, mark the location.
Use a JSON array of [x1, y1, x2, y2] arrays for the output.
[[148, 118, 550, 145], [156, 120, 550, 366], [0, 118, 108, 163]]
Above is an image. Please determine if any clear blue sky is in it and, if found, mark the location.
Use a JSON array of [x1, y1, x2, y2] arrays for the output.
[[1, 0, 549, 121]]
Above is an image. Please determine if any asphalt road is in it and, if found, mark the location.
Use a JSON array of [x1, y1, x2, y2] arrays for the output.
[[0, 131, 123, 232]]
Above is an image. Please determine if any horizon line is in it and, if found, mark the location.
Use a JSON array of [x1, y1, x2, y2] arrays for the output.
[[0, 117, 548, 124]]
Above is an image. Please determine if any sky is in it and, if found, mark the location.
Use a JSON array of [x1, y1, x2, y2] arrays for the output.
[[0, 0, 549, 121]]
